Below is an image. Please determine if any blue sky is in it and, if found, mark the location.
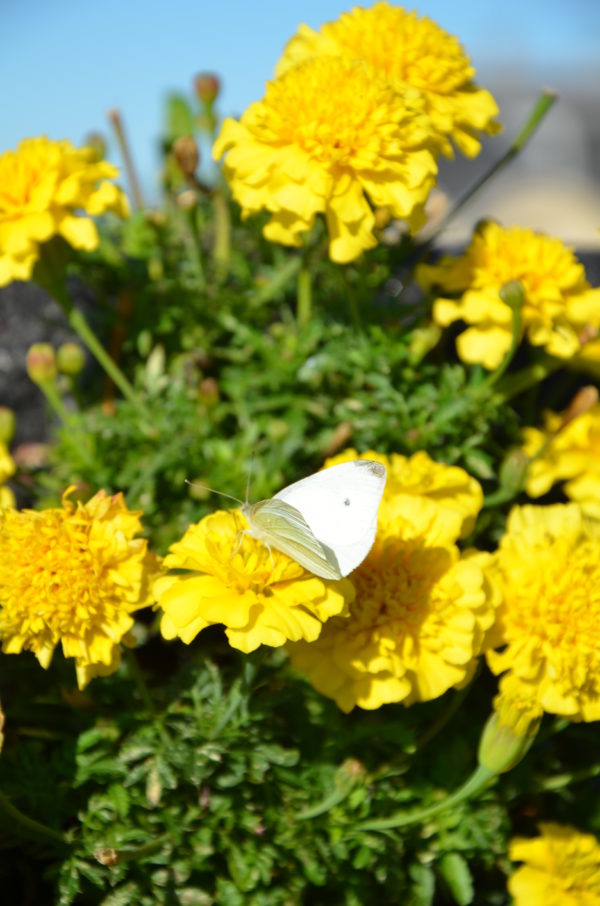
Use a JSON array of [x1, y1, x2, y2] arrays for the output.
[[4, 0, 599, 197]]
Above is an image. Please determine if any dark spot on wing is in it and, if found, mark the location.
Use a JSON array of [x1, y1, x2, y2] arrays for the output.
[[344, 498, 351, 506], [354, 460, 386, 478]]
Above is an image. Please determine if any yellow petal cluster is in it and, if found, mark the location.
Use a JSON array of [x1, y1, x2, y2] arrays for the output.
[[508, 824, 600, 906], [154, 509, 353, 652], [487, 504, 600, 721], [0, 442, 16, 509], [522, 403, 600, 519], [0, 489, 156, 689], [213, 55, 437, 263], [276, 2, 500, 158], [0, 137, 129, 287], [288, 454, 497, 712], [417, 222, 600, 369], [325, 448, 482, 537]]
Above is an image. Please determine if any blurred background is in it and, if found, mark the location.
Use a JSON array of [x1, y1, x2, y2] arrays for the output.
[[3, 0, 600, 245]]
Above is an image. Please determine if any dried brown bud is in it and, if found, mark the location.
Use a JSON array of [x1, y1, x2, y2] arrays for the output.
[[558, 385, 599, 432], [172, 135, 200, 179], [194, 72, 221, 105]]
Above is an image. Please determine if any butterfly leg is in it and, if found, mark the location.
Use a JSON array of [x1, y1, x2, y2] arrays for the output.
[[230, 529, 249, 561]]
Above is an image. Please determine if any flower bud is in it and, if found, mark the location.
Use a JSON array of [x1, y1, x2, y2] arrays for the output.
[[57, 342, 86, 376], [499, 280, 525, 311], [84, 131, 107, 162], [498, 448, 530, 493], [26, 343, 57, 384], [172, 135, 200, 180], [0, 408, 16, 444], [176, 189, 198, 211], [559, 385, 599, 432], [198, 377, 219, 407], [194, 72, 221, 106], [478, 678, 541, 775]]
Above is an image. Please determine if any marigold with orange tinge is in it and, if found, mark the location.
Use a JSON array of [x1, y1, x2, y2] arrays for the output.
[[0, 489, 156, 689], [522, 403, 600, 519], [417, 222, 600, 369], [213, 55, 437, 263], [276, 2, 500, 158], [325, 448, 482, 537], [0, 136, 129, 287], [508, 824, 600, 906], [154, 509, 353, 652], [288, 492, 498, 713], [487, 503, 600, 721]]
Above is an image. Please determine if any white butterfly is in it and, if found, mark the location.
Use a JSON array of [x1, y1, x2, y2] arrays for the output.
[[242, 460, 387, 579]]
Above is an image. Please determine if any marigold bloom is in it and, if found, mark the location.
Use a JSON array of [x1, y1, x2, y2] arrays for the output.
[[276, 2, 500, 158], [154, 509, 353, 652], [417, 222, 600, 369], [522, 403, 600, 519], [325, 448, 482, 537], [288, 494, 498, 712], [0, 136, 129, 287], [508, 824, 600, 906], [487, 504, 600, 721], [213, 55, 437, 263], [0, 489, 156, 689]]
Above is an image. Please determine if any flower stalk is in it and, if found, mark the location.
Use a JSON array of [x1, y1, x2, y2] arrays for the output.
[[0, 788, 69, 848]]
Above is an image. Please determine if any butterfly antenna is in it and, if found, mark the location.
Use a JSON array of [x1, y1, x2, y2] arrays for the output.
[[245, 452, 255, 506], [185, 480, 243, 506]]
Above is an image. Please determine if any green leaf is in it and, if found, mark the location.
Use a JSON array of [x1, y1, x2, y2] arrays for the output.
[[439, 853, 474, 906]]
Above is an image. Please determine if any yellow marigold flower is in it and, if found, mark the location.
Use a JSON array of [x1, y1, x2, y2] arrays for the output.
[[522, 402, 600, 519], [276, 2, 500, 158], [487, 503, 600, 721], [417, 222, 600, 369], [325, 448, 482, 537], [0, 136, 129, 287], [287, 495, 498, 712], [213, 55, 437, 263], [154, 509, 353, 652], [0, 489, 156, 689], [477, 673, 542, 774], [508, 823, 600, 906]]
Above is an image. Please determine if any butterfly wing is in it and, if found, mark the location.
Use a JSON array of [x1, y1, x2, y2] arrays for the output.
[[273, 460, 386, 576], [244, 499, 343, 579]]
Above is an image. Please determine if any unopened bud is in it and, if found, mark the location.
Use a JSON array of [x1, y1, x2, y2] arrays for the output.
[[0, 408, 16, 444], [267, 419, 289, 441], [498, 448, 530, 493], [57, 342, 86, 376], [84, 131, 107, 162], [172, 135, 200, 180], [26, 343, 57, 383], [194, 72, 221, 106], [499, 280, 524, 311], [559, 385, 599, 432], [478, 679, 541, 775], [198, 377, 219, 406]]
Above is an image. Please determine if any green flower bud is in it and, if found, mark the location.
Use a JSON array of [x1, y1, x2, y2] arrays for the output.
[[56, 342, 86, 376], [0, 408, 16, 444], [26, 343, 57, 384]]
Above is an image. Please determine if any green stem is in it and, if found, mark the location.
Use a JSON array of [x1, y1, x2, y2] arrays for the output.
[[125, 649, 155, 714], [212, 189, 231, 280], [416, 681, 476, 751], [37, 379, 72, 424], [107, 108, 145, 211], [183, 206, 206, 288], [421, 90, 557, 246], [296, 777, 357, 821], [358, 764, 495, 833], [482, 487, 521, 509], [97, 833, 170, 865], [68, 308, 141, 407], [253, 256, 302, 305], [481, 286, 524, 390], [492, 356, 563, 403], [297, 262, 312, 328], [341, 267, 362, 332], [0, 789, 68, 847]]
